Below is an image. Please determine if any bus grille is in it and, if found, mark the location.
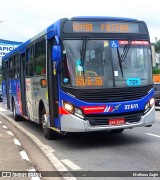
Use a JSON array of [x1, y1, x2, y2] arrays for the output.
[[76, 85, 152, 103], [87, 112, 143, 126]]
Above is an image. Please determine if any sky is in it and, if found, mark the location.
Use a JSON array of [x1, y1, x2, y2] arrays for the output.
[[0, 0, 159, 43]]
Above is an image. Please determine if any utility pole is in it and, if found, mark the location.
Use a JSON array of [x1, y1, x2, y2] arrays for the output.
[[0, 21, 3, 84]]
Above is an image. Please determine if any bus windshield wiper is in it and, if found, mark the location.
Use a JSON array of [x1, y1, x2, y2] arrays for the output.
[[116, 36, 132, 78], [80, 36, 88, 80], [120, 36, 132, 62], [117, 48, 124, 78]]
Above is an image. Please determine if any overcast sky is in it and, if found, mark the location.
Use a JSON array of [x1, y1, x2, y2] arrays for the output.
[[0, 0, 159, 43]]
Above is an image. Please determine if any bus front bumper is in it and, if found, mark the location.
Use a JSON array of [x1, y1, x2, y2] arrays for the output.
[[60, 106, 155, 132]]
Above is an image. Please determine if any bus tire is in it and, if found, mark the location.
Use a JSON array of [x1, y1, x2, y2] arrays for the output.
[[41, 108, 58, 140], [12, 100, 20, 121], [111, 129, 124, 133]]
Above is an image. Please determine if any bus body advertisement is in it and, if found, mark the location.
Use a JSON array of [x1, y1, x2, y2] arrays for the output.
[[2, 16, 155, 139]]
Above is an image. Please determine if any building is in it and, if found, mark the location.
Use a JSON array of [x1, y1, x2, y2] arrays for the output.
[[0, 39, 22, 65]]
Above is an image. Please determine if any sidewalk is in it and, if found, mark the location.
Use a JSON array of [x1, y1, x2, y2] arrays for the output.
[[0, 119, 39, 180], [0, 105, 63, 180]]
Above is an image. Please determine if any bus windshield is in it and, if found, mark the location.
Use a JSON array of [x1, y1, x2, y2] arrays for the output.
[[62, 39, 152, 89]]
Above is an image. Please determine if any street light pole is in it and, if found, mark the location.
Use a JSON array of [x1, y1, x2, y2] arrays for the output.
[[0, 20, 3, 80]]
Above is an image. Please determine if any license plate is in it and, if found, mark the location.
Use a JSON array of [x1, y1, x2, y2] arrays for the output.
[[109, 118, 125, 125]]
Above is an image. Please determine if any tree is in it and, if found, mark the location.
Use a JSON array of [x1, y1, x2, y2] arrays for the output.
[[152, 37, 160, 53]]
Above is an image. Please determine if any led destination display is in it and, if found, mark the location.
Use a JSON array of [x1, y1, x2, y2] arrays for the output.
[[63, 21, 142, 33]]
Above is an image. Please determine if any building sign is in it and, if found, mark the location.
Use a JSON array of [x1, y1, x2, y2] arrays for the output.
[[0, 39, 22, 57]]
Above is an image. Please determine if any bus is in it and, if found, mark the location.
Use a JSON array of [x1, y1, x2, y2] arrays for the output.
[[2, 16, 155, 139]]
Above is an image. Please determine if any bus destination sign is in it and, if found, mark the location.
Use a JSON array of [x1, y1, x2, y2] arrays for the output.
[[72, 21, 139, 33]]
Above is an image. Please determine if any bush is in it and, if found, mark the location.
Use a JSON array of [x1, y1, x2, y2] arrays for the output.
[[153, 68, 160, 74]]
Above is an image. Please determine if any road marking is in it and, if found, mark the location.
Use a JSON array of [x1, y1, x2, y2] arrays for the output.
[[14, 138, 21, 146], [19, 150, 30, 161], [7, 130, 14, 136], [0, 107, 7, 112], [0, 112, 77, 180], [2, 125, 7, 129], [61, 159, 81, 170], [0, 121, 2, 124], [146, 133, 160, 138]]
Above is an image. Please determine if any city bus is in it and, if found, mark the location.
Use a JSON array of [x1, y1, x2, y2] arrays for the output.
[[2, 16, 155, 139]]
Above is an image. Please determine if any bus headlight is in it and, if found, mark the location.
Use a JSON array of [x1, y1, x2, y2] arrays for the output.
[[144, 98, 155, 114], [63, 102, 74, 113], [149, 98, 155, 107], [63, 101, 84, 119]]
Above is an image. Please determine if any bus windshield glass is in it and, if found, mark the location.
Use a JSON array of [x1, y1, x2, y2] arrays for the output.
[[62, 39, 152, 89]]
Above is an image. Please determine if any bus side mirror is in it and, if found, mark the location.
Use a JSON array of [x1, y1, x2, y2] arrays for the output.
[[52, 46, 61, 62]]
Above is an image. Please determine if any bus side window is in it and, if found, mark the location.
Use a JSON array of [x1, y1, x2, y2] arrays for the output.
[[9, 57, 14, 79], [27, 45, 35, 77], [62, 51, 71, 85], [35, 39, 46, 75]]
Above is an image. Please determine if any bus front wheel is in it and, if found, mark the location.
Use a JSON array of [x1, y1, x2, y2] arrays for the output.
[[41, 108, 58, 140]]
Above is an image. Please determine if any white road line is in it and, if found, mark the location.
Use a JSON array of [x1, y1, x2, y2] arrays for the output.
[[0, 107, 7, 112], [2, 125, 7, 129], [14, 138, 21, 146], [7, 130, 14, 136], [61, 159, 81, 170], [0, 112, 77, 180], [19, 150, 30, 161], [0, 121, 2, 124], [146, 133, 160, 138]]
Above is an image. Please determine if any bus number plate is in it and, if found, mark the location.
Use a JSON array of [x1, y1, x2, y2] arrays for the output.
[[109, 118, 125, 125]]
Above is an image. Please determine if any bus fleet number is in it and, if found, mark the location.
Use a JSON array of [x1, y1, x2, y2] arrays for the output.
[[124, 104, 138, 110]]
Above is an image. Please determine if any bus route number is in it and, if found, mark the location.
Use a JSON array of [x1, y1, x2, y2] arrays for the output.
[[76, 76, 103, 86], [124, 104, 138, 110]]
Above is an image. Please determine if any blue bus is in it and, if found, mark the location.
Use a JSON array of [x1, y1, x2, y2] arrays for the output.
[[2, 16, 155, 139]]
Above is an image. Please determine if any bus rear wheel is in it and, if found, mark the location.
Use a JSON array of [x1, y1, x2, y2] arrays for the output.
[[12, 100, 20, 121]]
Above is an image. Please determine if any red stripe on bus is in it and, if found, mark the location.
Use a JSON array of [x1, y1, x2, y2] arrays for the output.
[[81, 106, 106, 114], [59, 107, 70, 115]]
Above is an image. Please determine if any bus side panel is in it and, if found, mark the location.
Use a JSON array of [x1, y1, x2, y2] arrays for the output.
[[10, 79, 22, 115], [25, 76, 49, 124], [25, 77, 35, 121], [2, 81, 7, 109]]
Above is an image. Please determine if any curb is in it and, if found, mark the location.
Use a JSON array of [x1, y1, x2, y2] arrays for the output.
[[0, 110, 77, 180], [0, 120, 41, 180]]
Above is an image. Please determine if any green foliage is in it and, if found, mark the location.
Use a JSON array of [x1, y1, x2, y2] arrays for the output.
[[152, 37, 160, 53], [153, 68, 160, 74], [155, 41, 160, 53]]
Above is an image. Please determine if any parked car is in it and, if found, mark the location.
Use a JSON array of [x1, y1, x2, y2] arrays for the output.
[[154, 83, 160, 106], [0, 85, 2, 102]]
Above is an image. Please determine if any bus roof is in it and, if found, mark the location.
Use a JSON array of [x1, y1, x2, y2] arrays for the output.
[[2, 16, 140, 60], [71, 16, 137, 21]]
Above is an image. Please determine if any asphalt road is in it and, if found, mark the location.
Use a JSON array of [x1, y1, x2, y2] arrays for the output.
[[0, 103, 160, 180]]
